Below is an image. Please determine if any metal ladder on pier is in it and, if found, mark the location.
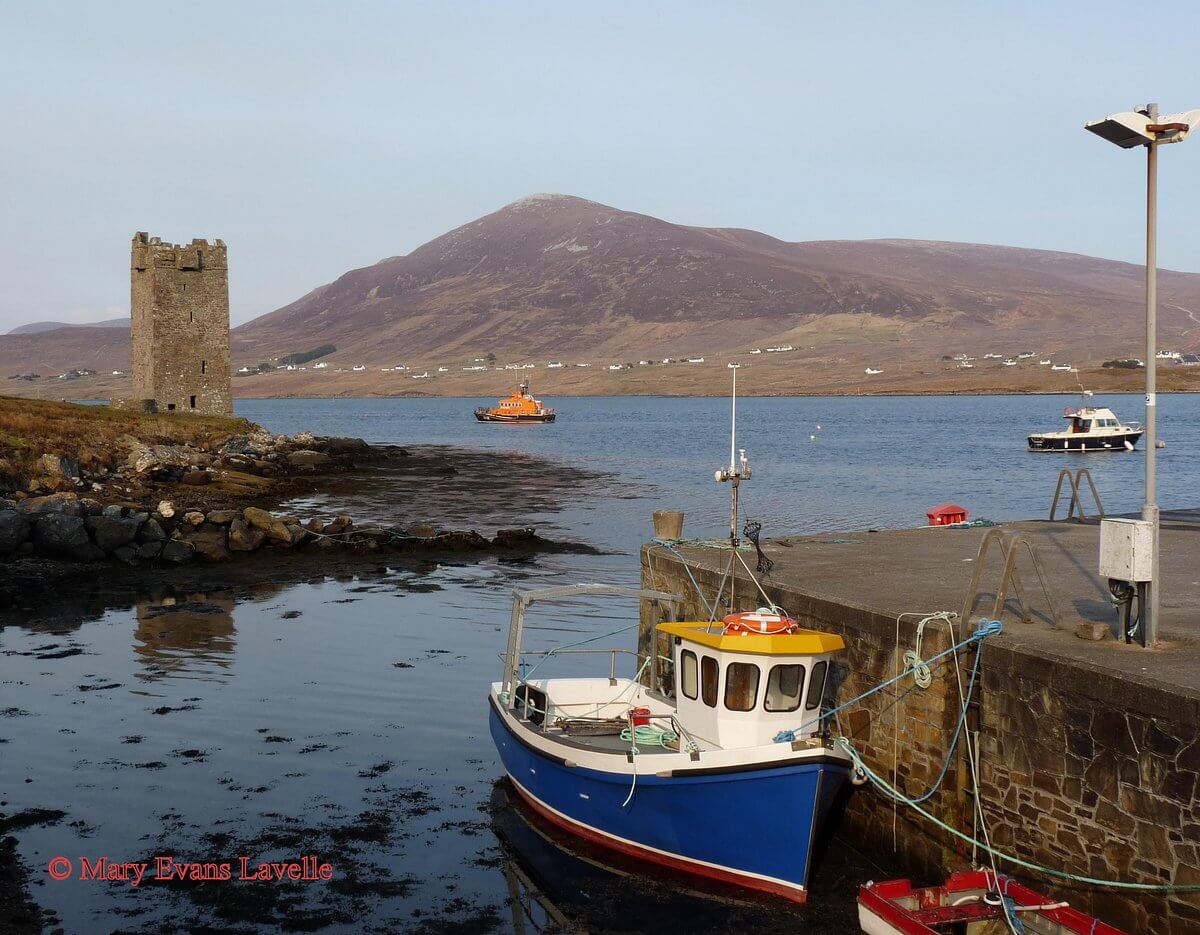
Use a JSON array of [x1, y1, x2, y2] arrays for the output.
[[1048, 468, 1105, 522], [959, 527, 1061, 628]]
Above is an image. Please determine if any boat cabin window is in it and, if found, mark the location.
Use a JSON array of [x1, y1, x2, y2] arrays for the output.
[[700, 655, 719, 708], [514, 684, 547, 726], [680, 650, 698, 700], [1071, 418, 1092, 433], [765, 664, 805, 712], [805, 660, 828, 711], [723, 662, 760, 712]]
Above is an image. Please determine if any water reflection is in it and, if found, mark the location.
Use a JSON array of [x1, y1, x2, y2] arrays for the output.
[[133, 592, 237, 682]]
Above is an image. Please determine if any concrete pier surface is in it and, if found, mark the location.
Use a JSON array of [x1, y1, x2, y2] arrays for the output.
[[654, 513, 1200, 693], [642, 514, 1200, 934]]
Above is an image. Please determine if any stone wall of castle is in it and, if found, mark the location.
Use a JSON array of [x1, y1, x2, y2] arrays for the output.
[[129, 232, 231, 415]]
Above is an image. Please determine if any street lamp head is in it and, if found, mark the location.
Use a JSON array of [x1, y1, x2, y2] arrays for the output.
[[1085, 111, 1157, 148], [1086, 108, 1200, 147]]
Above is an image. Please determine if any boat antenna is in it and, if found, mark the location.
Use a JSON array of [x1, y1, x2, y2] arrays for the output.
[[715, 365, 750, 549]]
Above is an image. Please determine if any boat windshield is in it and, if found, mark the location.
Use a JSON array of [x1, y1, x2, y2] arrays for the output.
[[1071, 418, 1092, 433]]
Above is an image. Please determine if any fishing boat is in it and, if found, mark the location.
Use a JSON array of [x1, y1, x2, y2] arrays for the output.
[[489, 591, 851, 904], [474, 379, 556, 423], [489, 368, 851, 903], [858, 871, 1128, 934], [1027, 405, 1142, 451]]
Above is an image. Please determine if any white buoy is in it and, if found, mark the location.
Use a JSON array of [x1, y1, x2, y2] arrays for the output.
[[1156, 440, 1166, 449]]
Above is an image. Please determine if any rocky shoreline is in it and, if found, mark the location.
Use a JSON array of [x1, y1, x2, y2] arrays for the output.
[[1, 428, 574, 572]]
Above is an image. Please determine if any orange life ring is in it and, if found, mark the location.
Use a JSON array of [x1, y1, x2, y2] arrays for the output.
[[722, 610, 798, 636]]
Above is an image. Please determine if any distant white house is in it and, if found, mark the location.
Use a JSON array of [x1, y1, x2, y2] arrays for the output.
[[575, 362, 591, 368], [983, 353, 1001, 360], [112, 370, 125, 376], [463, 365, 487, 372], [314, 362, 329, 369], [865, 367, 883, 375], [411, 371, 430, 379], [1039, 359, 1052, 365], [547, 361, 564, 368], [1051, 364, 1072, 371], [686, 357, 705, 364], [608, 363, 625, 371], [352, 364, 366, 372], [1017, 351, 1035, 360], [437, 366, 449, 372], [765, 345, 794, 353], [749, 348, 762, 355]]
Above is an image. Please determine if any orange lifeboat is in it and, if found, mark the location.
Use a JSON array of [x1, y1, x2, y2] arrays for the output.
[[474, 379, 556, 423]]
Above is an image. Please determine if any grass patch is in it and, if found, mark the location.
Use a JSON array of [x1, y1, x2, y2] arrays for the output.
[[0, 395, 254, 479]]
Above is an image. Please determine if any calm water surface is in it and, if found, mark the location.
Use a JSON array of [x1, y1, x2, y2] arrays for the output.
[[4, 394, 1197, 932]]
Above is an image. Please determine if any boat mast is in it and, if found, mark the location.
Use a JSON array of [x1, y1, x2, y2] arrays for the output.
[[716, 366, 750, 549]]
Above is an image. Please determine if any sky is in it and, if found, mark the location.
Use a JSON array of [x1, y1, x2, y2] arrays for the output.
[[2, 1, 1199, 331]]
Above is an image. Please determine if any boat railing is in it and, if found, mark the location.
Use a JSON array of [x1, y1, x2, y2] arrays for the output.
[[499, 647, 674, 689]]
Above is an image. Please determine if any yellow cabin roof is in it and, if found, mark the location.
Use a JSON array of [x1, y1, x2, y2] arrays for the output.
[[656, 621, 845, 656]]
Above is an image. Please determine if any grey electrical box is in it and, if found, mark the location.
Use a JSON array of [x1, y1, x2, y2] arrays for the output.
[[1099, 518, 1153, 582]]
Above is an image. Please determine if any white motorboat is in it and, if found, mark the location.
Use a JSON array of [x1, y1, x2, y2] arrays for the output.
[[1028, 405, 1142, 452]]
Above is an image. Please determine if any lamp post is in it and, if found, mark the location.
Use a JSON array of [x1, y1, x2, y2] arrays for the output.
[[1086, 104, 1200, 646]]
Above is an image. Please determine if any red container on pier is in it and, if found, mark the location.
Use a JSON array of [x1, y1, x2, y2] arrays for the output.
[[926, 503, 968, 526]]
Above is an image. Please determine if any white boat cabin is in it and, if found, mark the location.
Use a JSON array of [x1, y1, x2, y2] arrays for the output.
[[658, 621, 844, 748]]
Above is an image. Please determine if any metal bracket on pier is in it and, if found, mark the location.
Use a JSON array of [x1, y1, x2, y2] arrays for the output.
[[1048, 468, 1105, 522]]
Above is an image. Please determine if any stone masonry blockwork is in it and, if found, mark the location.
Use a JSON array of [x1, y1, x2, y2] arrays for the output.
[[129, 232, 231, 415]]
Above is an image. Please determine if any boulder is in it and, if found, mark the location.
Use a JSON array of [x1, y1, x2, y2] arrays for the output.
[[79, 498, 104, 516], [205, 510, 239, 525], [183, 511, 206, 526], [39, 453, 81, 479], [137, 518, 167, 543], [243, 507, 275, 531], [159, 540, 194, 563], [228, 519, 267, 551], [354, 526, 391, 545], [181, 469, 211, 486], [183, 523, 230, 562], [291, 431, 316, 446], [324, 515, 354, 536], [321, 437, 370, 455], [136, 541, 163, 560], [85, 514, 144, 551], [287, 450, 332, 469], [17, 492, 83, 516], [305, 517, 326, 534], [406, 522, 437, 538], [494, 527, 538, 548], [266, 521, 308, 547], [112, 545, 139, 565], [0, 509, 32, 554], [33, 513, 104, 561], [157, 500, 176, 519]]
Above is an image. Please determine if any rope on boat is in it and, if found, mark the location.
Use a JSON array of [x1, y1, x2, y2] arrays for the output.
[[619, 724, 680, 748], [772, 619, 1003, 743], [836, 736, 1200, 893]]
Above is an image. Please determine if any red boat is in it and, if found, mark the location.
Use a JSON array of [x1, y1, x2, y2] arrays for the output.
[[859, 871, 1128, 935]]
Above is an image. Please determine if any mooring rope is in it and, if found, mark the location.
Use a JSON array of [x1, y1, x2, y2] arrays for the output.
[[773, 619, 1003, 743]]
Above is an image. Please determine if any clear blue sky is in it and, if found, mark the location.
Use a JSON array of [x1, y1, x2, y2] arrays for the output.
[[2, 1, 1198, 330]]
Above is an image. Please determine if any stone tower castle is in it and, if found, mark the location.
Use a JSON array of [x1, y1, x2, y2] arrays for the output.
[[128, 232, 232, 415]]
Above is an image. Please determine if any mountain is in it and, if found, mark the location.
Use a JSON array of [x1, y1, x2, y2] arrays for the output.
[[7, 318, 127, 335], [231, 193, 1200, 365], [5, 193, 1200, 395]]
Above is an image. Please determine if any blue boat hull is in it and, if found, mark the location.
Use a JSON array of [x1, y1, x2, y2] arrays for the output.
[[489, 699, 848, 902]]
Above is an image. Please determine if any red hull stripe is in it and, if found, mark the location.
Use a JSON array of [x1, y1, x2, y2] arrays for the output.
[[508, 777, 809, 905]]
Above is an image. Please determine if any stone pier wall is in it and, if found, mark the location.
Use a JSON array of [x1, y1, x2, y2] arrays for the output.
[[641, 544, 1200, 934]]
